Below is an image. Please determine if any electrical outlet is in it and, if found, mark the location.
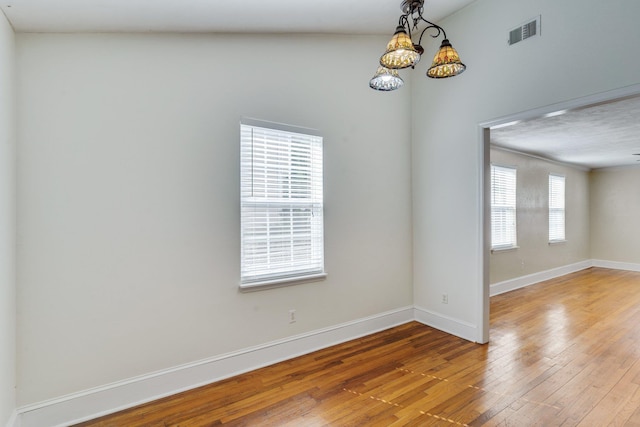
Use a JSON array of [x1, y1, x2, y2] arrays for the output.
[[289, 309, 296, 323], [441, 294, 448, 304]]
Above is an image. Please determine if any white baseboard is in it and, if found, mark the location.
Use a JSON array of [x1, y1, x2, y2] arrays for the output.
[[17, 306, 414, 427], [490, 260, 593, 297], [592, 259, 640, 272], [413, 306, 477, 342]]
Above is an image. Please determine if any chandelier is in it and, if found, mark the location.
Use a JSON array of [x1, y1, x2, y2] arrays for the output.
[[369, 0, 466, 91]]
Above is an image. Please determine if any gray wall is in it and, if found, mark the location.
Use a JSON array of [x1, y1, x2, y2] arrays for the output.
[[590, 167, 640, 263], [489, 154, 640, 284], [0, 11, 15, 427], [16, 33, 414, 405], [489, 148, 590, 284]]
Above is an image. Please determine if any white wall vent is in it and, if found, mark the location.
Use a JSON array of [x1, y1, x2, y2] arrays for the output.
[[508, 16, 541, 45]]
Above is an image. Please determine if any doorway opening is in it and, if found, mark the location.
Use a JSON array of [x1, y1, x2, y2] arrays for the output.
[[477, 83, 640, 343]]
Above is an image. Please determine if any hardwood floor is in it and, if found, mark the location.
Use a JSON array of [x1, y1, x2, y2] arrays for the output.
[[75, 267, 640, 426]]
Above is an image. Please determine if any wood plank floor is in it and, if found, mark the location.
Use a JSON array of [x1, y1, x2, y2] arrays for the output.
[[75, 267, 640, 426]]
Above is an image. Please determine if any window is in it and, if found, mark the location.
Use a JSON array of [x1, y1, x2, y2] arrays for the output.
[[549, 174, 565, 242], [240, 118, 324, 288], [491, 165, 517, 250]]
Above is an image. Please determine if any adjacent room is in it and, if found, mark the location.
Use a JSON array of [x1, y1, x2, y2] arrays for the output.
[[489, 94, 640, 295], [2, 0, 640, 426]]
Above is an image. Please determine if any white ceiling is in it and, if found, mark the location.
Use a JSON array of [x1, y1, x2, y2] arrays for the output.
[[0, 0, 476, 34], [491, 96, 640, 170]]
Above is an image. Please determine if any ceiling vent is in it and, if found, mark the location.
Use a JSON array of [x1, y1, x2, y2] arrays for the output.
[[508, 16, 541, 45]]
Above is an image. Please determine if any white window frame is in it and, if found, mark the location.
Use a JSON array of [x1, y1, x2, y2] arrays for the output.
[[240, 118, 325, 288], [549, 174, 566, 243], [491, 164, 518, 250]]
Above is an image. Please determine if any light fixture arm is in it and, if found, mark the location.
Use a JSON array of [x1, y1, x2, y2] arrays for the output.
[[415, 18, 447, 47], [396, 14, 413, 40], [400, 3, 448, 47]]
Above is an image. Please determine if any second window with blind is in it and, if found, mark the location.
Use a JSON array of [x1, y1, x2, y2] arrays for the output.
[[491, 164, 517, 250], [548, 174, 566, 242]]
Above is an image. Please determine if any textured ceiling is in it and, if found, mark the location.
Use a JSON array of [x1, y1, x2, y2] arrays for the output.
[[0, 0, 476, 34], [490, 96, 640, 170]]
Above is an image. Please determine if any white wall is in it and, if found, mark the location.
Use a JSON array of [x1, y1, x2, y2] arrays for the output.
[[412, 0, 640, 340], [16, 33, 414, 405], [0, 10, 16, 427], [590, 166, 640, 263], [490, 148, 590, 284]]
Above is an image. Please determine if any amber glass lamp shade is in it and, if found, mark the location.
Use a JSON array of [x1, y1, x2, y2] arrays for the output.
[[369, 67, 404, 91], [380, 26, 420, 69], [426, 39, 466, 78]]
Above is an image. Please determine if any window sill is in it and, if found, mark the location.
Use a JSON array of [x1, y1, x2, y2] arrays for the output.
[[240, 272, 327, 292], [491, 245, 519, 254], [549, 240, 567, 245]]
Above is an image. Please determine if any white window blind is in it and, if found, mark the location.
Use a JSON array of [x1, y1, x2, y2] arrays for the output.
[[549, 174, 565, 242], [240, 119, 324, 287], [491, 165, 517, 249]]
